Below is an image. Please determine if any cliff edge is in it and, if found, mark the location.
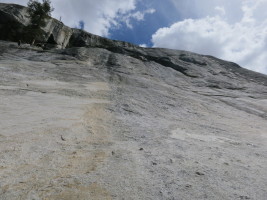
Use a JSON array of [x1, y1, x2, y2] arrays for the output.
[[0, 3, 137, 49]]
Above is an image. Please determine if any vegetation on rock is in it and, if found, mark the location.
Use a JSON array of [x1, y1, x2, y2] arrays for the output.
[[24, 0, 54, 45]]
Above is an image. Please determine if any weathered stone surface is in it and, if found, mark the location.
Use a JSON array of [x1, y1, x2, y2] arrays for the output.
[[69, 28, 137, 49], [1, 39, 267, 200], [0, 3, 267, 200], [43, 18, 72, 49], [0, 3, 72, 49], [0, 4, 29, 41], [0, 3, 29, 25], [0, 3, 138, 50]]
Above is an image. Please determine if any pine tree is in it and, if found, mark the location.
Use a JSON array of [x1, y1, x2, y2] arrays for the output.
[[25, 0, 54, 45]]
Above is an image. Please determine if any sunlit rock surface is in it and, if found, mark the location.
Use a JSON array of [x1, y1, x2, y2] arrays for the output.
[[0, 3, 267, 200], [1, 39, 267, 200]]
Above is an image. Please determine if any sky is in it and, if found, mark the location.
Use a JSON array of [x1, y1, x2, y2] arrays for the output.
[[2, 0, 267, 74]]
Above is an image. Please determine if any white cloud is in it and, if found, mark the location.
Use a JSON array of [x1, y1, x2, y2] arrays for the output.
[[152, 0, 267, 74], [122, 8, 156, 29], [131, 9, 155, 21], [1, 0, 138, 36], [169, 0, 244, 24], [215, 6, 225, 16], [139, 43, 147, 48], [52, 0, 137, 36]]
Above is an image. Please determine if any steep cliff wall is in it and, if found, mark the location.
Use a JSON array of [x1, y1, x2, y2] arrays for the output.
[[0, 4, 29, 41], [0, 3, 138, 50], [0, 3, 72, 48]]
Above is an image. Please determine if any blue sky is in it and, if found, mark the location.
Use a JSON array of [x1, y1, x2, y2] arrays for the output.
[[2, 0, 267, 74], [109, 0, 181, 47]]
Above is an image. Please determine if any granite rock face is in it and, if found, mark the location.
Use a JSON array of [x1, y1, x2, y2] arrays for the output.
[[0, 3, 138, 50], [69, 28, 137, 49], [1, 3, 267, 200], [0, 3, 72, 48], [1, 39, 267, 200], [43, 18, 72, 49], [0, 4, 29, 41]]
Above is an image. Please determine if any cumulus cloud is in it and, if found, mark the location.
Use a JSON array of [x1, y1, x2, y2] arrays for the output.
[[2, 0, 139, 36], [169, 0, 244, 24], [53, 0, 139, 36], [153, 0, 267, 74], [121, 8, 156, 29], [214, 6, 226, 16]]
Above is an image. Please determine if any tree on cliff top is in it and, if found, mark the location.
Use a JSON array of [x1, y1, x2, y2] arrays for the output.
[[24, 0, 54, 45]]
